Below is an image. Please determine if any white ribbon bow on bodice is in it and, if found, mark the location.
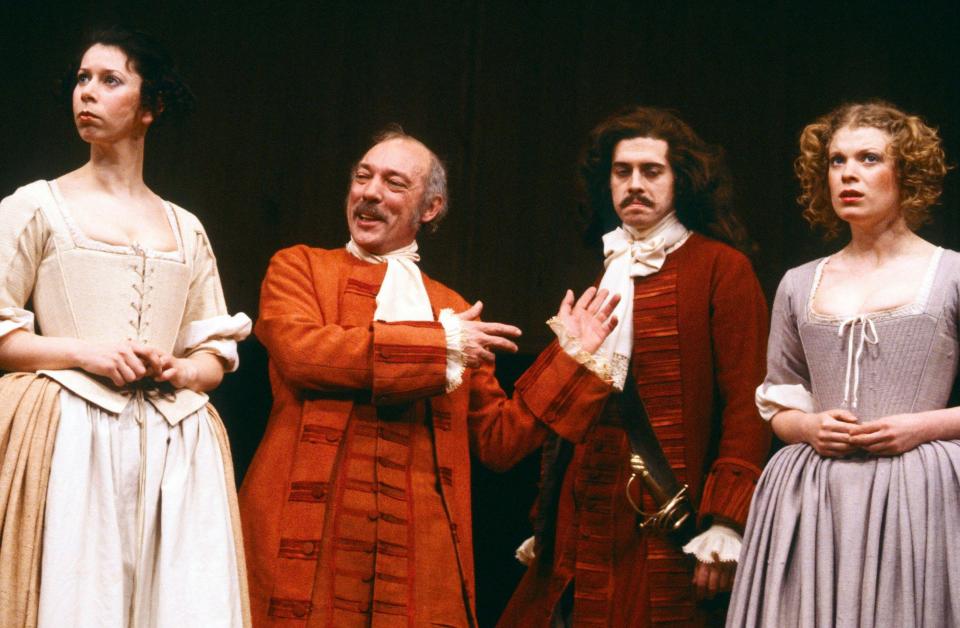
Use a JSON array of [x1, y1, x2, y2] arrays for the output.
[[837, 314, 880, 409]]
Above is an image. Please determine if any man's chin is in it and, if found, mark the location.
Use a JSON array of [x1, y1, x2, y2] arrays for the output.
[[620, 216, 655, 230], [349, 231, 382, 250]]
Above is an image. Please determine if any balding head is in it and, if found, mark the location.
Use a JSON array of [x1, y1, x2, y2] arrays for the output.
[[345, 132, 447, 254], [369, 128, 448, 233]]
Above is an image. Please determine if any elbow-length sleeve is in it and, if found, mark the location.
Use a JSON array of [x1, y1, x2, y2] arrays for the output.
[[172, 214, 251, 372], [697, 251, 772, 530], [0, 189, 48, 338], [754, 269, 814, 420]]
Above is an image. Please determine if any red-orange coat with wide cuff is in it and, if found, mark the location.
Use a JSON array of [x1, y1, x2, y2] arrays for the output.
[[239, 246, 612, 627], [499, 234, 772, 627]]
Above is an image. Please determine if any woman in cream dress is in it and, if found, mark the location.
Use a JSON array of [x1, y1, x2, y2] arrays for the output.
[[0, 28, 251, 627], [728, 102, 958, 627]]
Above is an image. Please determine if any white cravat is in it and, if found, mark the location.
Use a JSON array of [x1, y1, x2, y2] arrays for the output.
[[346, 239, 434, 322], [596, 212, 690, 390], [346, 238, 466, 392]]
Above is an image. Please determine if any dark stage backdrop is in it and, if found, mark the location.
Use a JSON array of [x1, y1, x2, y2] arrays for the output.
[[2, 1, 958, 624]]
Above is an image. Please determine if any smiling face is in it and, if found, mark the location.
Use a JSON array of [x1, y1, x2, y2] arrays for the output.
[[73, 44, 153, 143], [346, 138, 442, 255], [828, 125, 900, 228], [609, 136, 676, 230]]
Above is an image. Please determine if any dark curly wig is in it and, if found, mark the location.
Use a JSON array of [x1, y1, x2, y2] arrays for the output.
[[579, 106, 751, 252], [62, 26, 195, 126], [796, 101, 948, 239]]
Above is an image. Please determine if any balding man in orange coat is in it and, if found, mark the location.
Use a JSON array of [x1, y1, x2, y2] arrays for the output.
[[239, 128, 619, 627]]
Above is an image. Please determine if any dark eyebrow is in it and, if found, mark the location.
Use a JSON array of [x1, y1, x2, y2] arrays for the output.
[[611, 159, 667, 169], [77, 65, 128, 76]]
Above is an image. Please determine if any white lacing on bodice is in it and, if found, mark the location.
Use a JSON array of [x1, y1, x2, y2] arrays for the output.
[[837, 315, 879, 409]]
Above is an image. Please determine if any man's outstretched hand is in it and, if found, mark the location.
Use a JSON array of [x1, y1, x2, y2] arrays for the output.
[[457, 301, 522, 367], [556, 287, 620, 353]]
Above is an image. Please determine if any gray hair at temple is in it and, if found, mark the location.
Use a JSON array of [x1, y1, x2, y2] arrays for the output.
[[373, 125, 449, 234]]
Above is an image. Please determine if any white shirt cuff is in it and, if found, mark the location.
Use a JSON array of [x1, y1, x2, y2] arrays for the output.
[[682, 523, 742, 564], [755, 382, 815, 421], [514, 535, 536, 566], [439, 308, 467, 393], [0, 306, 35, 338], [174, 313, 252, 373]]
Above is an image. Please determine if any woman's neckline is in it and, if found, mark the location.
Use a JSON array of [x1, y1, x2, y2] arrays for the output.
[[47, 179, 184, 261], [806, 246, 944, 322]]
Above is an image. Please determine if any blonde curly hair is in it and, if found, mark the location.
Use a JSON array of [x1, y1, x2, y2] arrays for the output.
[[795, 101, 948, 239]]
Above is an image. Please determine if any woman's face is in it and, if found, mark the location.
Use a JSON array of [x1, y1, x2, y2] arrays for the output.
[[827, 125, 900, 228], [72, 44, 153, 144]]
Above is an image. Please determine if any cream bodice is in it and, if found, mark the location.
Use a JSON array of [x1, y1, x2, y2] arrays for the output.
[[0, 180, 250, 423]]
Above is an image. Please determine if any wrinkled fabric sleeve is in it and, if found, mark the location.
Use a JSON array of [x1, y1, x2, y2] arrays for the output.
[[254, 246, 448, 404], [754, 270, 814, 420], [0, 191, 46, 338], [697, 252, 771, 531], [175, 219, 251, 372], [468, 341, 612, 472]]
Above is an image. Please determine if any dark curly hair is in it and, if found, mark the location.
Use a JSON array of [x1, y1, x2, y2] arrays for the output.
[[579, 106, 751, 251], [796, 101, 948, 239], [62, 26, 195, 126]]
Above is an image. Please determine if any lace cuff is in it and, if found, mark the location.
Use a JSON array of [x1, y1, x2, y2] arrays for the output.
[[174, 313, 252, 373], [755, 382, 815, 421], [682, 523, 742, 564], [438, 308, 467, 393], [0, 306, 35, 338], [546, 316, 613, 383]]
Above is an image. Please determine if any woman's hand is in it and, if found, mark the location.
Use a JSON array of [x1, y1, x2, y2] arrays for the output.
[[152, 351, 226, 392], [74, 340, 163, 387], [153, 354, 201, 390], [555, 287, 620, 354], [800, 408, 860, 457], [773, 408, 859, 457], [848, 413, 926, 455]]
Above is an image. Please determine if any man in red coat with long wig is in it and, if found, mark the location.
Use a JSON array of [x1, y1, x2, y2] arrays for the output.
[[499, 107, 771, 627], [240, 128, 620, 627]]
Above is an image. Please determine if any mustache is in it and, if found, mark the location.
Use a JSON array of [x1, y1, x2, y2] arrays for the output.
[[620, 192, 654, 209], [353, 200, 386, 221]]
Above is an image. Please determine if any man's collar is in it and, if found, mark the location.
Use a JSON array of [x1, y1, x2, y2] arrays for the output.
[[346, 238, 420, 264]]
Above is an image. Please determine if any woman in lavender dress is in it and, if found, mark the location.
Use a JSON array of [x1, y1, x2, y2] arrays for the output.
[[728, 101, 958, 628]]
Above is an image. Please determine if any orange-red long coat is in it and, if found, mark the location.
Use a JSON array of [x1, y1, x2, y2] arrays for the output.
[[239, 246, 612, 627]]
